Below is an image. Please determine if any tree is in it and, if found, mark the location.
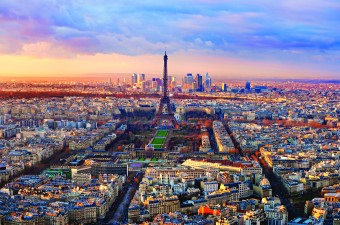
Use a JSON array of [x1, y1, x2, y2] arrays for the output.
[[262, 119, 272, 126]]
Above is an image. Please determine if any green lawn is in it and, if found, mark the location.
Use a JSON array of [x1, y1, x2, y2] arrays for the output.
[[156, 130, 168, 137], [151, 137, 165, 145], [152, 144, 163, 149]]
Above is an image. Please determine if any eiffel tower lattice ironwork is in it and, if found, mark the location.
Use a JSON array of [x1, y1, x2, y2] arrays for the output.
[[153, 52, 177, 127]]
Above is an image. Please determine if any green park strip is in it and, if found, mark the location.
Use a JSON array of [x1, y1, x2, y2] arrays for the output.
[[151, 137, 165, 145], [152, 144, 163, 149], [156, 130, 168, 137]]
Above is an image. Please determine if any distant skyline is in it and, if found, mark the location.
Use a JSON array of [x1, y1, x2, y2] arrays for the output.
[[0, 0, 340, 79]]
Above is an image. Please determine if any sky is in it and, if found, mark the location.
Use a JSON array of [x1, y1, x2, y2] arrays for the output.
[[0, 0, 340, 79]]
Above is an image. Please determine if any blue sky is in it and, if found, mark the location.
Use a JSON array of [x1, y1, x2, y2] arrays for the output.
[[0, 0, 339, 78]]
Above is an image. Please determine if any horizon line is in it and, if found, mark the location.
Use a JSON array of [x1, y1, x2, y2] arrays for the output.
[[0, 74, 339, 82]]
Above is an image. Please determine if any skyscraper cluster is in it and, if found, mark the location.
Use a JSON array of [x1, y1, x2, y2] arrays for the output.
[[131, 73, 146, 85], [183, 72, 212, 92]]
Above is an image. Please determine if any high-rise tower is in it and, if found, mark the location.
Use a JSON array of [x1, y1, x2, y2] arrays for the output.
[[131, 73, 138, 85], [196, 74, 203, 92], [153, 52, 177, 127], [205, 73, 211, 88], [245, 81, 251, 90]]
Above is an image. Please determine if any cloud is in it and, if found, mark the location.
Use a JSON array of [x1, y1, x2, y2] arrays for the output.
[[21, 41, 74, 58], [0, 0, 339, 77]]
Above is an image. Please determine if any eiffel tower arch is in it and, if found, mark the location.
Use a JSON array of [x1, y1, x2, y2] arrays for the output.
[[153, 52, 177, 127]]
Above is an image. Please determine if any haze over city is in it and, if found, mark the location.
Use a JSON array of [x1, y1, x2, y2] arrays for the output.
[[1, 0, 340, 79]]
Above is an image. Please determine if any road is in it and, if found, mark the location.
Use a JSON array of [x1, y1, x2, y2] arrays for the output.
[[252, 154, 299, 220], [109, 183, 139, 223], [207, 127, 218, 152], [222, 120, 244, 156], [101, 172, 143, 224]]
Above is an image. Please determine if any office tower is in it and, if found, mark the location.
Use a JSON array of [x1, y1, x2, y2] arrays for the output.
[[141, 81, 147, 91], [205, 73, 212, 88], [151, 80, 158, 89], [184, 74, 194, 85], [196, 74, 203, 92], [131, 73, 138, 85], [192, 81, 198, 90], [152, 78, 162, 88], [168, 75, 176, 88], [245, 81, 251, 90], [137, 73, 145, 84], [117, 78, 120, 85], [221, 83, 228, 92]]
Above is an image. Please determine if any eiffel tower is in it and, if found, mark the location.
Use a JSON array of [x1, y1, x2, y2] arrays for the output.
[[153, 52, 177, 127]]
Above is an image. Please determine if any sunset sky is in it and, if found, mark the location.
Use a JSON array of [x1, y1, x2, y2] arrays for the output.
[[0, 0, 340, 79]]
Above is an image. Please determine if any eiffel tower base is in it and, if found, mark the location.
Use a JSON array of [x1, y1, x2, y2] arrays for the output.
[[153, 113, 177, 127]]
